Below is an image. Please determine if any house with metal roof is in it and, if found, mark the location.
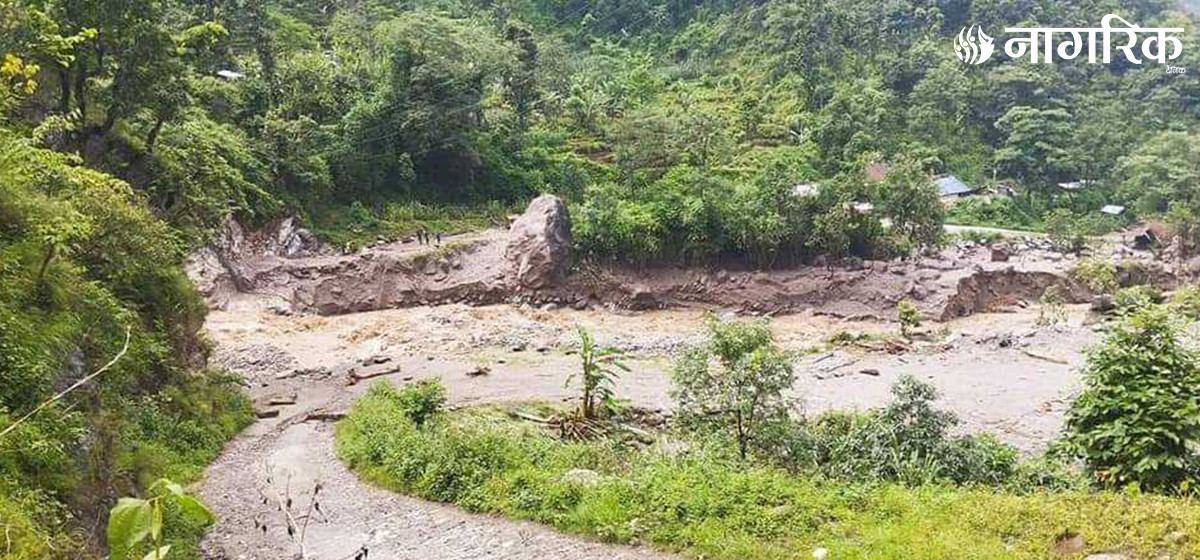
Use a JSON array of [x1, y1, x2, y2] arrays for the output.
[[933, 175, 978, 201]]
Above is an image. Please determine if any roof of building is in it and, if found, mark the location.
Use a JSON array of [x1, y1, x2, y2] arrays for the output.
[[216, 70, 246, 80], [792, 183, 820, 198], [1100, 204, 1126, 215], [933, 175, 975, 197], [1058, 180, 1094, 191]]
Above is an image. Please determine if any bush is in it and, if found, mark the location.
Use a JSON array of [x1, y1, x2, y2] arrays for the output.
[[1066, 305, 1200, 492], [393, 380, 447, 428], [1045, 208, 1087, 254], [1072, 258, 1118, 293], [671, 316, 798, 459], [1112, 285, 1163, 315], [944, 197, 1037, 230], [789, 376, 1017, 486], [1038, 285, 1067, 325], [1169, 283, 1200, 318], [897, 299, 921, 337]]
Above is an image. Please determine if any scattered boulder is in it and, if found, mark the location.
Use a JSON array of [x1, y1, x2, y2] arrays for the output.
[[1090, 294, 1115, 313], [505, 195, 573, 289], [272, 216, 318, 258], [991, 243, 1012, 262]]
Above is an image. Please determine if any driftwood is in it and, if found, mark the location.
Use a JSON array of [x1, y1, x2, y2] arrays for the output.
[[508, 410, 554, 424], [1020, 349, 1070, 365], [347, 367, 401, 385]]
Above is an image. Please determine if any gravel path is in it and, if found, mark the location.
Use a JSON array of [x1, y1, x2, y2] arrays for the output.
[[199, 398, 673, 560]]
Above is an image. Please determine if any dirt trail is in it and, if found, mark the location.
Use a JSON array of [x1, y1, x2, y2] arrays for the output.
[[198, 291, 1103, 559]]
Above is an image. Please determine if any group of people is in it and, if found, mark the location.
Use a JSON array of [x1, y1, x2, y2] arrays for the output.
[[415, 229, 443, 246]]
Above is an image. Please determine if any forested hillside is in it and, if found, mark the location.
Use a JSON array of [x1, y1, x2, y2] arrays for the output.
[[3, 0, 1200, 557]]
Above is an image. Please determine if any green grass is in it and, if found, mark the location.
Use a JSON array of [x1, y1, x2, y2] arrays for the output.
[[337, 384, 1200, 560]]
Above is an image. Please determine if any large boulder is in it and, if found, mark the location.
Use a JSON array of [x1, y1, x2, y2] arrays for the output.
[[506, 194, 573, 289]]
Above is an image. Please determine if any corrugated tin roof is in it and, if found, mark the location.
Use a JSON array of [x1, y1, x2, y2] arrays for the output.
[[933, 175, 974, 197], [1058, 181, 1094, 191], [792, 183, 820, 198]]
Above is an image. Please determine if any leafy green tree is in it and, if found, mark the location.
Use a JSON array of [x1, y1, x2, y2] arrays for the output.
[[503, 21, 539, 130], [672, 317, 798, 459], [993, 106, 1072, 202], [1066, 306, 1200, 492], [1118, 131, 1200, 214], [879, 160, 944, 248]]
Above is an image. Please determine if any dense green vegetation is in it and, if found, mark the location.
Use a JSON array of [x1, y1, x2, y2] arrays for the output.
[[0, 127, 250, 556], [336, 384, 1197, 560], [6, 0, 1200, 256]]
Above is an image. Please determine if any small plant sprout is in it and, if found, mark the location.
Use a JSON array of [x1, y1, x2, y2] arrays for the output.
[[569, 326, 629, 419], [1038, 285, 1067, 326], [897, 299, 921, 338]]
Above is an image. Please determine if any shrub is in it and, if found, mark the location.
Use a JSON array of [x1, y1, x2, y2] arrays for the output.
[[569, 326, 628, 419], [1113, 285, 1163, 315], [671, 316, 798, 459], [1066, 305, 1200, 492], [394, 380, 448, 428], [790, 376, 1017, 486], [1072, 258, 1118, 293], [897, 299, 921, 337], [1038, 285, 1067, 326], [1045, 208, 1087, 254], [1169, 283, 1200, 318]]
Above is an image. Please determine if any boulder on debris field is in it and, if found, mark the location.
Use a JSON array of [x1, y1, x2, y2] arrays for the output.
[[505, 194, 573, 289]]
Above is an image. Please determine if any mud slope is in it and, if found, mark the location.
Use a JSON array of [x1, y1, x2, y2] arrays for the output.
[[189, 219, 1175, 321]]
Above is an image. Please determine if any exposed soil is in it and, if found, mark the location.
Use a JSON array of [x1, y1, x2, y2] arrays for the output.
[[187, 219, 1177, 322]]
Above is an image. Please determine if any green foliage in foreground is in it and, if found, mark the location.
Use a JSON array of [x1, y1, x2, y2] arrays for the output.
[[107, 479, 215, 560], [338, 383, 1200, 560], [1066, 306, 1200, 493]]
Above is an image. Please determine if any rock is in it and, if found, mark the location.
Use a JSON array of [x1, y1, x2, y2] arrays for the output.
[[1090, 294, 1115, 313], [505, 194, 573, 289], [266, 393, 298, 406], [274, 216, 318, 258], [467, 365, 491, 377], [560, 468, 603, 486], [1052, 534, 1085, 555], [1084, 555, 1130, 560], [812, 548, 829, 560], [255, 408, 280, 419], [991, 243, 1012, 262], [859, 368, 881, 376]]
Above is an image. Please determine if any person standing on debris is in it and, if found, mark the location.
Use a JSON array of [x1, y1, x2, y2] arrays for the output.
[[436, 232, 443, 246], [417, 229, 426, 245]]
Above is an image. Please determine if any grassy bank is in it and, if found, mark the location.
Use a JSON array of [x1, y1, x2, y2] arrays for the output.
[[337, 384, 1200, 560]]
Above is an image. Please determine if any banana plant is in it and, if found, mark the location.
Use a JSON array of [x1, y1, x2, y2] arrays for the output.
[[568, 326, 630, 419]]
